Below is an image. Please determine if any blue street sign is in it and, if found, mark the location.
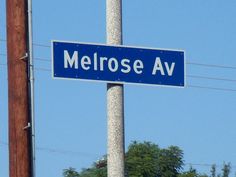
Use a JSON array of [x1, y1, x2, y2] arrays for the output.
[[52, 41, 185, 87]]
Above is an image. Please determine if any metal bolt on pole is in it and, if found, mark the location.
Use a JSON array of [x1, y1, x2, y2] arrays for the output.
[[106, 0, 125, 177]]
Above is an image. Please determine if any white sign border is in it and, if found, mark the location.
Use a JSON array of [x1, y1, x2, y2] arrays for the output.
[[51, 40, 186, 89]]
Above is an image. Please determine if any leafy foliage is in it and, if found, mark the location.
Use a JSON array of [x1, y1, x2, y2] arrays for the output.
[[79, 167, 106, 177], [211, 164, 216, 177], [79, 157, 107, 177], [222, 163, 231, 177], [63, 167, 80, 177], [125, 141, 159, 177], [178, 167, 208, 177], [157, 146, 183, 177], [62, 141, 233, 177]]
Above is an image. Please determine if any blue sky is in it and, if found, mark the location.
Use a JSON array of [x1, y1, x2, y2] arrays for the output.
[[1, 0, 236, 177]]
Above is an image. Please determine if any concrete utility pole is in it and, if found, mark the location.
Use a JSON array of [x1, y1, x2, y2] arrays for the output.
[[6, 0, 33, 177], [106, 0, 125, 177]]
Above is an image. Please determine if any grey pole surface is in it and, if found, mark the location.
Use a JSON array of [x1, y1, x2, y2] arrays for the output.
[[27, 0, 36, 176], [106, 0, 125, 177]]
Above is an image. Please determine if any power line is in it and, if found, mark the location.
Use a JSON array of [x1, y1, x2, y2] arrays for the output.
[[0, 54, 50, 63], [33, 43, 51, 48], [187, 75, 236, 83], [1, 53, 236, 83], [0, 141, 99, 158], [188, 84, 236, 92], [34, 57, 51, 62], [1, 39, 236, 70], [30, 65, 236, 84], [0, 39, 50, 48], [33, 66, 236, 86], [187, 61, 236, 70], [36, 147, 99, 158], [184, 163, 236, 169], [1, 142, 235, 169], [32, 67, 236, 92], [1, 63, 236, 92], [27, 56, 236, 72], [34, 67, 50, 71], [2, 57, 236, 84]]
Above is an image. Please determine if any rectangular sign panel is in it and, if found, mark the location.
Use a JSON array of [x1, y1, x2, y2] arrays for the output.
[[52, 41, 185, 87]]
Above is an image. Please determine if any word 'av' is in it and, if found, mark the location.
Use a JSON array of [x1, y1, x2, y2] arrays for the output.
[[64, 50, 175, 76]]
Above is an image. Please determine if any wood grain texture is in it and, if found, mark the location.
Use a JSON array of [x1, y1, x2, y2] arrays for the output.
[[7, 0, 31, 177]]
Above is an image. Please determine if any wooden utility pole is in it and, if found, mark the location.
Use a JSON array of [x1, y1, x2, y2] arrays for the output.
[[6, 0, 32, 177]]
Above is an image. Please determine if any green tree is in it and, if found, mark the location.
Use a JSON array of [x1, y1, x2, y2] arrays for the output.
[[63, 167, 80, 177], [157, 146, 184, 177], [79, 157, 107, 177], [211, 164, 216, 177], [63, 141, 186, 177], [125, 141, 184, 177], [125, 141, 160, 177], [178, 167, 208, 177], [222, 163, 231, 177], [62, 151, 234, 177], [178, 167, 198, 177], [79, 167, 106, 177]]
